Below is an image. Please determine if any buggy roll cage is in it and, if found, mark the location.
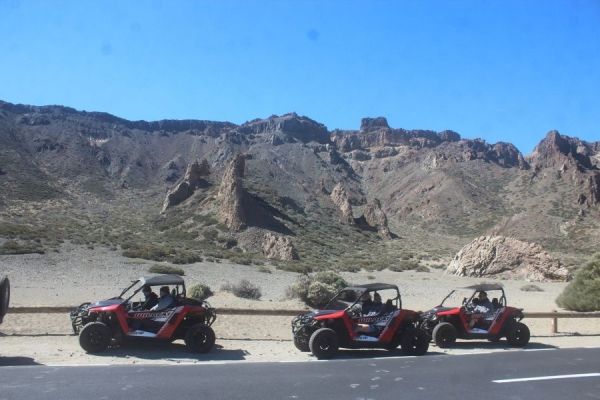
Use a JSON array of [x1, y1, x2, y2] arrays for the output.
[[438, 284, 507, 308], [118, 275, 187, 305], [324, 284, 403, 311]]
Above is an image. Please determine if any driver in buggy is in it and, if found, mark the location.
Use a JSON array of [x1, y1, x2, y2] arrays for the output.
[[141, 285, 159, 310], [468, 291, 494, 330], [354, 292, 395, 335]]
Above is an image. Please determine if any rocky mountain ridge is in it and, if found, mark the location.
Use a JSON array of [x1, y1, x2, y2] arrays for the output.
[[1, 100, 599, 275]]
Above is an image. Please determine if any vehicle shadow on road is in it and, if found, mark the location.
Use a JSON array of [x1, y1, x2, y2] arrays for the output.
[[93, 341, 249, 361], [322, 349, 446, 360], [437, 340, 557, 350], [0, 356, 41, 367]]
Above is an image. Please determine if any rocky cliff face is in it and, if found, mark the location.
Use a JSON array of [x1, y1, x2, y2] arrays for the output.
[[330, 183, 354, 224], [237, 113, 329, 144], [528, 131, 600, 206], [218, 154, 247, 231], [162, 159, 210, 212], [447, 236, 571, 282], [529, 131, 598, 171], [262, 232, 298, 260], [2, 99, 600, 267], [362, 199, 392, 240]]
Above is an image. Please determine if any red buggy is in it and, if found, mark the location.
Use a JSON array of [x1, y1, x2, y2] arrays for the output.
[[419, 283, 530, 347], [292, 283, 429, 359], [70, 274, 216, 353]]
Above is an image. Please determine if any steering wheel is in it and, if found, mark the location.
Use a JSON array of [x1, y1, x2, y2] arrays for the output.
[[347, 304, 362, 318]]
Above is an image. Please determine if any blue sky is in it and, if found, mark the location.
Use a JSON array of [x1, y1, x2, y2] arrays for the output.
[[0, 0, 599, 153]]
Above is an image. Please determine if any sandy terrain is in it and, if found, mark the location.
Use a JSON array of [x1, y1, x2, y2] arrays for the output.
[[1, 243, 599, 366]]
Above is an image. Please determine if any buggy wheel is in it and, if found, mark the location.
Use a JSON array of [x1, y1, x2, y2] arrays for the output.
[[400, 328, 430, 356], [293, 335, 310, 352], [384, 335, 400, 351], [488, 335, 502, 342], [432, 322, 457, 348], [184, 323, 215, 353], [309, 328, 338, 360], [79, 322, 112, 353], [0, 276, 9, 324], [506, 322, 530, 347]]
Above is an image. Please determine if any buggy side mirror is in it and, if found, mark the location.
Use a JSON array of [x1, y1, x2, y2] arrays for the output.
[[462, 297, 467, 305]]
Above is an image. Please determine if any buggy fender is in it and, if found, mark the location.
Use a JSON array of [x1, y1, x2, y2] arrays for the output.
[[314, 310, 357, 339], [488, 306, 524, 336], [378, 309, 417, 343]]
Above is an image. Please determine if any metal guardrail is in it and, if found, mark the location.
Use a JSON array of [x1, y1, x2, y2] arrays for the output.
[[524, 311, 600, 334], [8, 307, 309, 316]]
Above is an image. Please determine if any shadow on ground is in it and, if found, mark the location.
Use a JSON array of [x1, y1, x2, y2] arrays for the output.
[[318, 349, 446, 360], [93, 341, 249, 361], [435, 339, 557, 350], [0, 357, 41, 367], [532, 332, 600, 338]]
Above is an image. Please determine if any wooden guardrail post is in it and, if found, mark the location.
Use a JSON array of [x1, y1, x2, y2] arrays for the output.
[[551, 309, 558, 334]]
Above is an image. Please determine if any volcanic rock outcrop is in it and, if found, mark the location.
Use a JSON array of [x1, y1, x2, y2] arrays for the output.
[[529, 131, 598, 171], [330, 183, 354, 224], [162, 159, 210, 212], [362, 199, 392, 239], [529, 131, 600, 206], [262, 232, 298, 260], [218, 154, 247, 231], [447, 236, 570, 282], [237, 113, 329, 144]]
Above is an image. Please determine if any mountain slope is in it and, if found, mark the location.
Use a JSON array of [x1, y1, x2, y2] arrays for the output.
[[1, 100, 598, 271]]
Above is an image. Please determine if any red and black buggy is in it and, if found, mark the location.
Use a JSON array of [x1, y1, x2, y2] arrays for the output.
[[70, 274, 216, 354], [419, 283, 530, 348], [292, 283, 429, 359]]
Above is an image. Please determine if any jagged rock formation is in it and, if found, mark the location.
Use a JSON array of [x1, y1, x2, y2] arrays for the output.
[[238, 113, 329, 144], [529, 131, 598, 171], [161, 159, 210, 212], [360, 117, 390, 132], [262, 232, 298, 260], [529, 131, 600, 206], [217, 154, 247, 231], [330, 183, 354, 224], [2, 99, 600, 266], [362, 199, 392, 239], [447, 236, 570, 282], [331, 117, 527, 169]]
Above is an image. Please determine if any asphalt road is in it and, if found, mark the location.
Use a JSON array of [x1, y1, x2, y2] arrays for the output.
[[1, 348, 599, 400]]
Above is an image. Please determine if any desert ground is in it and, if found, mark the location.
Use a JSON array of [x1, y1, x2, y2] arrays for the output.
[[1, 243, 599, 366]]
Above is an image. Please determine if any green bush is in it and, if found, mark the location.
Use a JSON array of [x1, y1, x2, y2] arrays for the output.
[[286, 272, 347, 308], [222, 279, 262, 300], [169, 251, 203, 265], [307, 282, 336, 308], [123, 245, 171, 261], [556, 254, 600, 311], [0, 240, 45, 255], [188, 283, 213, 300], [257, 265, 272, 273], [148, 264, 185, 276], [521, 284, 544, 292], [389, 259, 421, 272], [203, 228, 219, 241], [313, 271, 347, 290], [228, 254, 253, 265]]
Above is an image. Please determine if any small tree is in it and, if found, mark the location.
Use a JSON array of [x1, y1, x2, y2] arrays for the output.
[[188, 283, 213, 300], [556, 253, 600, 311], [286, 272, 348, 308]]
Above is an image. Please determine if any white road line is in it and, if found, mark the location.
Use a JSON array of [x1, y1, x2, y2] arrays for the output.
[[493, 373, 600, 383]]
